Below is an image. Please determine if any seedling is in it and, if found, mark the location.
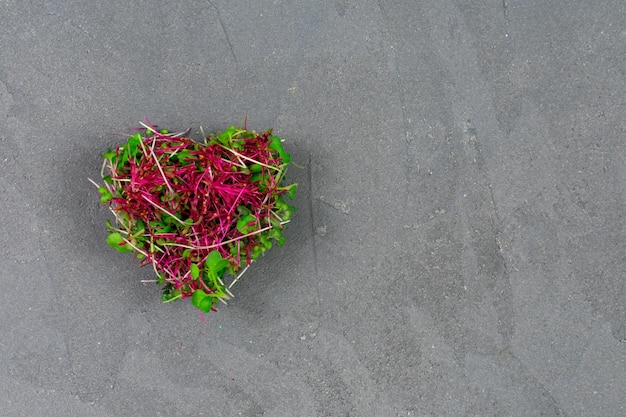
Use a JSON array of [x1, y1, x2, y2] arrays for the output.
[[90, 119, 296, 313]]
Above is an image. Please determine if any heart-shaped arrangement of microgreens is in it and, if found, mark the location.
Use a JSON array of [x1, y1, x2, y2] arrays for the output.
[[90, 121, 296, 313]]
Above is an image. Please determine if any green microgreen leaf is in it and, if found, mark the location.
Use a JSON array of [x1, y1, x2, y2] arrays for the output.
[[288, 184, 297, 200], [205, 250, 229, 274], [237, 214, 257, 234], [217, 126, 235, 145], [191, 289, 213, 312], [106, 232, 134, 253], [269, 135, 291, 164], [190, 263, 200, 279], [103, 149, 116, 160]]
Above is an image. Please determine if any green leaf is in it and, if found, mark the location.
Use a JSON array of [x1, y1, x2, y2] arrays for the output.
[[98, 189, 114, 204], [190, 263, 200, 279], [191, 288, 206, 305], [269, 136, 291, 164], [237, 215, 257, 234], [162, 288, 181, 302], [275, 200, 289, 212], [117, 145, 129, 169], [260, 236, 272, 250], [250, 172, 264, 183], [107, 232, 134, 253], [269, 135, 283, 151], [127, 134, 141, 160], [102, 149, 116, 160], [99, 192, 113, 203], [218, 126, 235, 145], [251, 245, 262, 260], [200, 297, 213, 311], [288, 184, 297, 200], [205, 250, 229, 274], [237, 205, 251, 216], [172, 149, 192, 163], [191, 289, 213, 312]]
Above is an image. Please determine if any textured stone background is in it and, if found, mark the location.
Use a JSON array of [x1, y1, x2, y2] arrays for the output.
[[1, 1, 624, 416]]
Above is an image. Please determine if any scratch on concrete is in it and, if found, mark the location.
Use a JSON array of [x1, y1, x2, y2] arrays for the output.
[[207, 0, 238, 63], [0, 80, 15, 113], [502, 0, 511, 37], [317, 196, 351, 214]]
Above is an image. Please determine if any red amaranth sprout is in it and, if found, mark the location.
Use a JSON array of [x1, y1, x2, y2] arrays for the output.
[[90, 120, 297, 313]]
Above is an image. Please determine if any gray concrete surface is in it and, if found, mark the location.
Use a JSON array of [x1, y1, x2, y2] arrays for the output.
[[1, 1, 625, 416]]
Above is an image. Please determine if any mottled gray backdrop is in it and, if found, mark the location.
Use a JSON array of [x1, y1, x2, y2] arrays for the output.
[[1, 1, 624, 416]]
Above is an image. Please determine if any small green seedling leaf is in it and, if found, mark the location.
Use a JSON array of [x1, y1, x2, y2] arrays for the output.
[[237, 215, 257, 234], [288, 184, 297, 200], [102, 149, 116, 160], [156, 273, 165, 285], [237, 205, 251, 216], [269, 136, 291, 163], [127, 133, 141, 159], [107, 232, 134, 253], [172, 150, 192, 163], [205, 250, 229, 274], [163, 288, 181, 302], [218, 126, 235, 145], [192, 289, 213, 312], [190, 263, 200, 279], [98, 186, 113, 203]]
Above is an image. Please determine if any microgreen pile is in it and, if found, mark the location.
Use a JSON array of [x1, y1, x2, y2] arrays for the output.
[[91, 121, 296, 313]]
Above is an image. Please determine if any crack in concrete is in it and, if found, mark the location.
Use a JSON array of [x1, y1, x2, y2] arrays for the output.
[[307, 154, 323, 317]]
